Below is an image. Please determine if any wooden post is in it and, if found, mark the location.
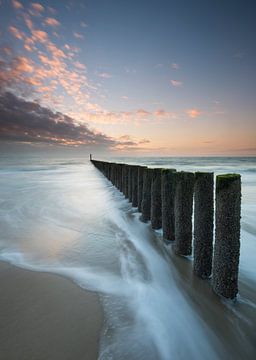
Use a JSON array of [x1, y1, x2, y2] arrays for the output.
[[161, 169, 176, 241], [193, 172, 214, 278], [140, 168, 153, 222], [212, 174, 241, 299], [151, 168, 162, 229], [174, 172, 195, 256]]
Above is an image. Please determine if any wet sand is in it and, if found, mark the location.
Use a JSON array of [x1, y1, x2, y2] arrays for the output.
[[0, 261, 103, 360]]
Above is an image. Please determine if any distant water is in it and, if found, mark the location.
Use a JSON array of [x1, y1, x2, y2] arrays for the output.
[[0, 154, 255, 359]]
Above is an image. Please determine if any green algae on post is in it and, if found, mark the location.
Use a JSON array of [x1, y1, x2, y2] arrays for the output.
[[212, 173, 241, 299]]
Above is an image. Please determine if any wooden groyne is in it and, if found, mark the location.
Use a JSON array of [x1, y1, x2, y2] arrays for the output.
[[91, 159, 241, 300]]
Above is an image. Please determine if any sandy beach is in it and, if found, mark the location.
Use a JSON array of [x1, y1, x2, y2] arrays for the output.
[[0, 261, 103, 360]]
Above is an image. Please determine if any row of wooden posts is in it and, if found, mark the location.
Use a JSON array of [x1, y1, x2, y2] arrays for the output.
[[91, 159, 241, 300]]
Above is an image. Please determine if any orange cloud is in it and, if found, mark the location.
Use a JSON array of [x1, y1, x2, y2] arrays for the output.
[[14, 56, 34, 73], [12, 0, 23, 9], [74, 61, 86, 70], [170, 79, 183, 87], [32, 29, 48, 43], [186, 108, 201, 118], [31, 3, 44, 12], [44, 17, 60, 27], [8, 26, 25, 40], [136, 109, 151, 117]]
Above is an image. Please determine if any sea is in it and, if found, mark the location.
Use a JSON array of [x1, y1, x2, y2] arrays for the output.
[[0, 154, 255, 360]]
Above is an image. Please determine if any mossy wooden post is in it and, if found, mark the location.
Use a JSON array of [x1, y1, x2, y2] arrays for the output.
[[140, 168, 153, 222], [132, 166, 139, 207], [161, 169, 176, 241], [151, 168, 162, 229], [212, 174, 241, 299], [138, 166, 147, 212], [193, 172, 214, 278], [174, 172, 195, 255]]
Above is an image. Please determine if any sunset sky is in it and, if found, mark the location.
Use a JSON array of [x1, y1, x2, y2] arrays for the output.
[[0, 0, 255, 156]]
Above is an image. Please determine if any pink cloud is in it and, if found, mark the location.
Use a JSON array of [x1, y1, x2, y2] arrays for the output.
[[24, 16, 34, 31], [44, 17, 60, 27], [186, 108, 201, 118], [32, 29, 48, 43], [170, 79, 183, 87], [136, 109, 151, 117], [74, 61, 86, 70], [8, 26, 24, 40], [47, 6, 56, 14], [12, 0, 23, 9], [31, 3, 44, 12]]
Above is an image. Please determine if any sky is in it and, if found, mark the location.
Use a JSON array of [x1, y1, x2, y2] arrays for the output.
[[0, 0, 255, 156]]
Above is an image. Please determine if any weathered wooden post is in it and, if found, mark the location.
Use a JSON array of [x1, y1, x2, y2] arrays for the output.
[[128, 165, 133, 202], [132, 166, 139, 207], [174, 172, 195, 256], [117, 164, 122, 191], [161, 169, 176, 241], [138, 166, 147, 212], [140, 168, 153, 222], [151, 168, 162, 229], [124, 165, 129, 198], [193, 172, 214, 278], [212, 174, 241, 299]]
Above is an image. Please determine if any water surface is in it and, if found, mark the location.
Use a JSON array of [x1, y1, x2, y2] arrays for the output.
[[0, 155, 255, 359]]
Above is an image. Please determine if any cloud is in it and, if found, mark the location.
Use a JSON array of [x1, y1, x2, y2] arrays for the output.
[[74, 61, 86, 70], [44, 17, 60, 27], [31, 3, 44, 13], [4, 15, 91, 110], [186, 108, 201, 118], [80, 21, 88, 28], [136, 109, 151, 117], [170, 79, 183, 87], [0, 91, 113, 147], [8, 25, 25, 40], [12, 0, 23, 9], [73, 32, 84, 39], [0, 92, 150, 150], [171, 63, 179, 69], [121, 95, 129, 100], [97, 72, 112, 79], [153, 109, 176, 119]]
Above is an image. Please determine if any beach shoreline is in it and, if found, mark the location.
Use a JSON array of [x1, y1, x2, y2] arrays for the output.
[[0, 261, 103, 360]]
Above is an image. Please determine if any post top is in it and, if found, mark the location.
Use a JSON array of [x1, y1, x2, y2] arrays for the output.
[[216, 173, 241, 190]]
